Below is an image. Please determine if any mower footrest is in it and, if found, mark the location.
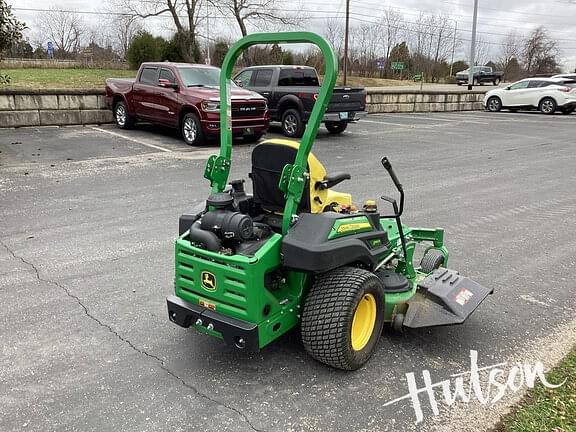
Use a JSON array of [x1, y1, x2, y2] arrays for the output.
[[403, 268, 493, 329], [167, 295, 259, 351]]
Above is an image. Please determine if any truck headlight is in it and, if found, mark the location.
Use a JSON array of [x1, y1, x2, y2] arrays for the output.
[[201, 101, 220, 112]]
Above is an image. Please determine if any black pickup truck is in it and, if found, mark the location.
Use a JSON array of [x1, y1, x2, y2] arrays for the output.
[[234, 65, 367, 137], [455, 66, 504, 86]]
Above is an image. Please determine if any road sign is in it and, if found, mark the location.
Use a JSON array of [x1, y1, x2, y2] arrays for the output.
[[47, 41, 54, 59], [391, 62, 405, 71], [376, 58, 385, 70]]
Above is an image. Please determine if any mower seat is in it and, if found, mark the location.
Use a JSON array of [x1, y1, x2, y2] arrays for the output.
[[250, 139, 352, 214]]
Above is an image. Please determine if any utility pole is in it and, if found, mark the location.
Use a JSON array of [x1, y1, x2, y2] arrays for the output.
[[468, 0, 478, 90], [449, 20, 458, 77], [343, 0, 350, 85]]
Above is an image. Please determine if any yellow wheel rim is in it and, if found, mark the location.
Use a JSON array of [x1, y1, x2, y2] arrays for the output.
[[351, 293, 377, 351]]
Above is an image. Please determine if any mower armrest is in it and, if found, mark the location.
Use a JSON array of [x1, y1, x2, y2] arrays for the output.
[[315, 173, 351, 190]]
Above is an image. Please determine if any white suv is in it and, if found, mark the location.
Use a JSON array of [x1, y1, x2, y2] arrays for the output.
[[483, 77, 576, 114]]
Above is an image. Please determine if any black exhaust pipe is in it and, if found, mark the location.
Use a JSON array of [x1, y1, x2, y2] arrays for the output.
[[189, 221, 221, 252]]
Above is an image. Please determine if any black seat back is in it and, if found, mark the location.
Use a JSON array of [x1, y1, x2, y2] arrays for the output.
[[251, 143, 310, 213]]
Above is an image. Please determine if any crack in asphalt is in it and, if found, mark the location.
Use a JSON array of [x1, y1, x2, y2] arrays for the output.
[[0, 239, 265, 432]]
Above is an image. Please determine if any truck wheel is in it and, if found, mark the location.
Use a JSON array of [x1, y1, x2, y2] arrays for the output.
[[281, 109, 304, 138], [539, 97, 557, 115], [420, 249, 445, 273], [301, 266, 385, 370], [325, 121, 348, 134], [486, 96, 502, 112], [181, 112, 206, 146], [114, 101, 135, 129]]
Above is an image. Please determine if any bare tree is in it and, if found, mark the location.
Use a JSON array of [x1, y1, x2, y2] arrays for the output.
[[464, 36, 491, 66], [379, 8, 403, 64], [323, 17, 344, 57], [111, 15, 142, 58], [113, 0, 203, 59], [209, 0, 295, 37], [37, 8, 84, 57], [498, 30, 522, 68], [522, 26, 560, 74]]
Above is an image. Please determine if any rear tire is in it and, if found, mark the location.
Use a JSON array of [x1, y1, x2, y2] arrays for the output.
[[281, 108, 304, 138], [114, 100, 135, 129], [301, 266, 385, 370], [325, 121, 348, 134], [486, 96, 502, 112], [181, 112, 205, 146], [539, 97, 557, 115]]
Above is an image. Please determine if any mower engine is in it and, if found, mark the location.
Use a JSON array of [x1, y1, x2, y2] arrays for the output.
[[185, 191, 269, 255]]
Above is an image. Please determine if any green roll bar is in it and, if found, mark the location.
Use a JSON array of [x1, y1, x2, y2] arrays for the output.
[[203, 32, 338, 234]]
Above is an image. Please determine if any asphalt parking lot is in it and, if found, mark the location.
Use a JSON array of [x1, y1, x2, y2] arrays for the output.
[[1, 111, 576, 432]]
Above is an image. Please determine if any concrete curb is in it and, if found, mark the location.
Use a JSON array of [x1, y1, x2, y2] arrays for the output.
[[0, 89, 112, 127], [0, 87, 486, 128]]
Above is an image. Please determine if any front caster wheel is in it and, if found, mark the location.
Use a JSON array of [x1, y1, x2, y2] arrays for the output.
[[420, 249, 445, 273], [301, 267, 385, 370]]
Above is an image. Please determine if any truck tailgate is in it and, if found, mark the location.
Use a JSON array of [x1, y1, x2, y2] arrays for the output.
[[327, 87, 366, 112]]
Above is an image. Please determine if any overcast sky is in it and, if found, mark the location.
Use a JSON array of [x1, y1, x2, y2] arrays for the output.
[[11, 0, 576, 72]]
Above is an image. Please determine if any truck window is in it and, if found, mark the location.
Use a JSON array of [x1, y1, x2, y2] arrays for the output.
[[140, 67, 159, 85], [278, 68, 319, 86], [253, 69, 273, 87], [235, 70, 253, 87], [159, 68, 176, 84]]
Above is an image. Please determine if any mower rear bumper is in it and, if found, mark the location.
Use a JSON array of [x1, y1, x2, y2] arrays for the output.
[[167, 295, 259, 351]]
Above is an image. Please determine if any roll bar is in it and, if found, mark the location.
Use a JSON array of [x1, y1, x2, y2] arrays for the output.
[[203, 32, 338, 234]]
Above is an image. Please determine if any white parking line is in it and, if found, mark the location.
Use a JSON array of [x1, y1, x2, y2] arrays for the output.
[[370, 114, 460, 122], [91, 127, 173, 153]]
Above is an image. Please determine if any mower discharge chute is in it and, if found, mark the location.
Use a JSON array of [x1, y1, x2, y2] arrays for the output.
[[166, 32, 492, 370]]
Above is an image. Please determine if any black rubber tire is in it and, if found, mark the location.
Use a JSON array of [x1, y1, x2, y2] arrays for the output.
[[457, 82, 463, 86], [561, 106, 575, 115], [181, 112, 206, 146], [539, 97, 557, 115], [486, 96, 502, 112], [243, 133, 263, 143], [301, 266, 385, 370], [420, 249, 445, 274], [114, 100, 135, 129], [281, 108, 305, 138], [325, 121, 348, 134]]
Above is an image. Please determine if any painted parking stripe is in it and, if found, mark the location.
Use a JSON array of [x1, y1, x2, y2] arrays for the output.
[[91, 127, 173, 153], [370, 114, 460, 123]]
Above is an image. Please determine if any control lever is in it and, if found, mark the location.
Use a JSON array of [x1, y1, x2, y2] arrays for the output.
[[380, 157, 407, 261], [315, 173, 351, 190]]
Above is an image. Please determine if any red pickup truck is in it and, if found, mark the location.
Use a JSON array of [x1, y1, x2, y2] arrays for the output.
[[105, 62, 269, 145]]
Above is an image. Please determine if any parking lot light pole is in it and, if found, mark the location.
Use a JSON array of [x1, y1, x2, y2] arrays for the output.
[[468, 0, 479, 90], [343, 0, 350, 85]]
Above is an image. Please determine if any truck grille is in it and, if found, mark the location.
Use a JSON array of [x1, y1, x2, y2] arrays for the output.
[[232, 101, 266, 118]]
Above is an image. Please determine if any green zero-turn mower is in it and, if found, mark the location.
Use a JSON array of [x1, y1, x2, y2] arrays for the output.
[[166, 32, 493, 370]]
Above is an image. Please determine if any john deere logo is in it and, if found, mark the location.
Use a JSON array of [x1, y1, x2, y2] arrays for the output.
[[201, 271, 216, 291]]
